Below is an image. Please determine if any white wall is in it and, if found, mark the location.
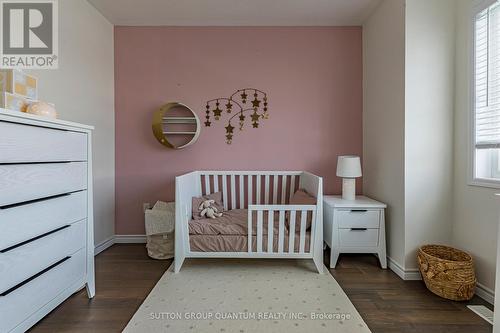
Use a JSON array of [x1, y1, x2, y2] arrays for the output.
[[404, 0, 455, 269], [365, 0, 497, 299], [364, 0, 456, 274], [28, 0, 115, 246], [453, 0, 499, 293], [363, 0, 406, 269]]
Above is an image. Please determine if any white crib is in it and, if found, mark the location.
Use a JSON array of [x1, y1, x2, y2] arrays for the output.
[[174, 171, 324, 273]]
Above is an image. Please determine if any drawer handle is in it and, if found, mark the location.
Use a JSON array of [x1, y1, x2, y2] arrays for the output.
[[0, 191, 81, 210], [0, 256, 71, 297], [350, 228, 367, 231], [0, 224, 71, 253], [0, 161, 73, 166], [350, 209, 368, 213]]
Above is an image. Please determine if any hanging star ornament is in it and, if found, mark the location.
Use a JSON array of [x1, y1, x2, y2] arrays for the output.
[[251, 98, 261, 108], [225, 102, 233, 113], [251, 110, 260, 128], [238, 114, 245, 130], [251, 111, 260, 122], [225, 123, 235, 134], [213, 106, 222, 119], [204, 88, 269, 143]]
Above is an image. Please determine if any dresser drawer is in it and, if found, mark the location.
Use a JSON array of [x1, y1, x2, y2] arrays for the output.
[[0, 162, 87, 207], [336, 209, 380, 229], [0, 121, 87, 163], [339, 228, 379, 247], [0, 190, 87, 250], [0, 219, 86, 292], [0, 248, 86, 333]]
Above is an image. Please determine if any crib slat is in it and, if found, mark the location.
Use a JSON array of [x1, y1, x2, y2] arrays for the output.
[[309, 210, 316, 254], [272, 175, 278, 204], [230, 174, 236, 210], [256, 175, 261, 204], [281, 175, 287, 204], [205, 175, 211, 195], [267, 210, 274, 253], [289, 175, 296, 201], [213, 175, 219, 192], [248, 209, 252, 253], [222, 175, 228, 211], [257, 210, 263, 253], [288, 211, 296, 253], [248, 175, 253, 205], [299, 211, 307, 254], [239, 175, 244, 209], [264, 175, 270, 204], [278, 210, 285, 253]]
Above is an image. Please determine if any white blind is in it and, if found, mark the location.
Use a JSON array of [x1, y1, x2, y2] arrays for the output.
[[475, 2, 500, 149]]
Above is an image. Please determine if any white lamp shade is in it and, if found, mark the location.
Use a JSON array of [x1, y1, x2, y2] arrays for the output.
[[336, 155, 362, 178]]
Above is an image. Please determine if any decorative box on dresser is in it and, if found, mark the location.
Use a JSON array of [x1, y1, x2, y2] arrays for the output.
[[323, 195, 387, 269], [0, 108, 95, 333]]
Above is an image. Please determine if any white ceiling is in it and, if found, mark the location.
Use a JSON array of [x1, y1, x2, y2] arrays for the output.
[[87, 0, 381, 26]]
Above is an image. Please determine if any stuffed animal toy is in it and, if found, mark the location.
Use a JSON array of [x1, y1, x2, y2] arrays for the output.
[[26, 101, 57, 119], [199, 199, 222, 219]]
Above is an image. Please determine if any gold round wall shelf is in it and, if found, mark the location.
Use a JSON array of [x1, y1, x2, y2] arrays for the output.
[[152, 102, 201, 149]]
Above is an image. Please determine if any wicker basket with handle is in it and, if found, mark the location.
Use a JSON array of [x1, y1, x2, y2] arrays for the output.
[[417, 245, 476, 301]]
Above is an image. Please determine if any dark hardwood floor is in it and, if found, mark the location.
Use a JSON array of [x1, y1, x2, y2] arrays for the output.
[[329, 253, 493, 333], [30, 244, 171, 333], [30, 244, 493, 333]]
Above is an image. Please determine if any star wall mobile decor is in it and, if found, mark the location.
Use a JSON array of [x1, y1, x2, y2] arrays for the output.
[[204, 88, 269, 144]]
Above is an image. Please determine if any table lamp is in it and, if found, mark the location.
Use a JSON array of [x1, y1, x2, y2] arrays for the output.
[[336, 155, 362, 201]]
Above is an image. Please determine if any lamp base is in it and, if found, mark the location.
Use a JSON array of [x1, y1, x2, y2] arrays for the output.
[[342, 178, 356, 201]]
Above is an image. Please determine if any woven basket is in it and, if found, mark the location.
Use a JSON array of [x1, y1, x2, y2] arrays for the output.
[[417, 245, 476, 301]]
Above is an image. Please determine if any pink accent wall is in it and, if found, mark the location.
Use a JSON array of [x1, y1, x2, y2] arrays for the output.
[[115, 27, 362, 235]]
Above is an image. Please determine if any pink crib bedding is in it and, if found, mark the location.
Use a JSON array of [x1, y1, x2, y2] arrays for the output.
[[188, 209, 311, 253]]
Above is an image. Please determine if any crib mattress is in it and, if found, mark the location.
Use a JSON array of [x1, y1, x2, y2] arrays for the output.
[[188, 209, 311, 253]]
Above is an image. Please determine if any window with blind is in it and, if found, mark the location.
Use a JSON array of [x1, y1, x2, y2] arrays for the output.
[[474, 2, 500, 182]]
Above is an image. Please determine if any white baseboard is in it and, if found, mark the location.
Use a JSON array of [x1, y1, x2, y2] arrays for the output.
[[387, 256, 421, 280], [387, 256, 405, 279], [94, 236, 115, 255], [476, 282, 495, 305], [114, 234, 147, 243], [387, 256, 494, 304], [94, 234, 147, 255]]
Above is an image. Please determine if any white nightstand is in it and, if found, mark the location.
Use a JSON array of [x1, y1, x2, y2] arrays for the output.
[[323, 195, 387, 269]]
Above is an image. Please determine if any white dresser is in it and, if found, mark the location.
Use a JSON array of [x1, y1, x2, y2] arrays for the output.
[[0, 108, 95, 333], [323, 195, 387, 269]]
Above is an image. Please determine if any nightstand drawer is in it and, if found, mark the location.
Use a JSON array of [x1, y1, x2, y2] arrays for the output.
[[339, 228, 379, 247], [336, 209, 380, 229]]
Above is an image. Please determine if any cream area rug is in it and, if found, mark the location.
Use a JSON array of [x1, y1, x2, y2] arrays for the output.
[[123, 259, 371, 333]]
